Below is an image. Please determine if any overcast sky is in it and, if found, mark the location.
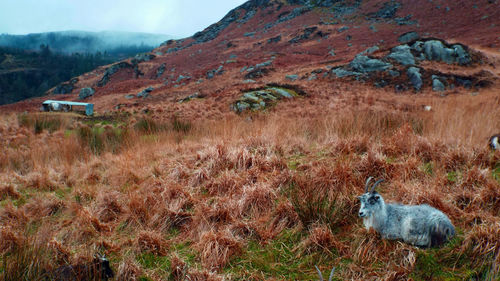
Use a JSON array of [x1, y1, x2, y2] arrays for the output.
[[0, 0, 248, 37]]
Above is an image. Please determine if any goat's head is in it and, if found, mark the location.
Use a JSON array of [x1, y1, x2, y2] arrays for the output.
[[489, 134, 500, 150], [358, 177, 385, 218], [94, 253, 114, 279]]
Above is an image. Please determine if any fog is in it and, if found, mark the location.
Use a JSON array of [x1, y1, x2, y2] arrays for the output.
[[0, 0, 248, 38]]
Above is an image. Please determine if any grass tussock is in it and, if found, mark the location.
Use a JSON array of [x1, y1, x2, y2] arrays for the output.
[[1, 94, 499, 280]]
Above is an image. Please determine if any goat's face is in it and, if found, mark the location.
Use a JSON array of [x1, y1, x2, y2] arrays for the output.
[[358, 192, 383, 218]]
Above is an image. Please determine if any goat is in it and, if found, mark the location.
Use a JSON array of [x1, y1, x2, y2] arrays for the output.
[[45, 254, 114, 281], [358, 177, 455, 248], [315, 265, 335, 281], [489, 134, 500, 150]]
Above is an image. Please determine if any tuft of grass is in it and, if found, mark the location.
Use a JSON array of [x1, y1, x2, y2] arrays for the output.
[[18, 113, 68, 134], [76, 124, 128, 154], [229, 229, 336, 280]]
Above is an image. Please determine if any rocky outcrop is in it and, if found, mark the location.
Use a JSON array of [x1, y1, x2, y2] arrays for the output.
[[137, 87, 153, 98], [350, 55, 393, 73], [97, 62, 133, 87], [398, 31, 419, 43], [418, 40, 471, 65], [231, 86, 303, 113], [155, 63, 166, 79], [386, 45, 415, 65], [79, 87, 95, 100], [329, 38, 476, 92], [53, 78, 78, 95]]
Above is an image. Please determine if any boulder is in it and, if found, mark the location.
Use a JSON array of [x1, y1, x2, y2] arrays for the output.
[[286, 74, 299, 81], [231, 86, 302, 113], [407, 67, 422, 91], [79, 88, 95, 100], [331, 68, 361, 78], [350, 55, 392, 73], [422, 40, 471, 65], [387, 45, 415, 65], [137, 87, 153, 98], [398, 31, 419, 43], [432, 75, 446, 91]]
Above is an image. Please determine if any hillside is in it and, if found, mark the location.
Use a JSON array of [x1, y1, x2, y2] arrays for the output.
[[1, 0, 499, 280]]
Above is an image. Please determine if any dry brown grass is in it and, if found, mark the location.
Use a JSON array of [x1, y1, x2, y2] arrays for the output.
[[0, 90, 499, 279]]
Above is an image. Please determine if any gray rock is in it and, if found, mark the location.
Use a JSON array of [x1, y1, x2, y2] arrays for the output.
[[338, 26, 349, 32], [79, 88, 95, 100], [407, 67, 422, 91], [388, 70, 400, 77], [267, 35, 282, 43], [452, 44, 472, 65], [286, 74, 299, 81], [362, 46, 380, 55], [331, 68, 361, 78], [244, 32, 256, 37], [411, 41, 424, 52], [398, 31, 419, 43], [240, 66, 248, 72], [137, 87, 153, 98], [155, 63, 166, 79], [155, 52, 163, 56], [176, 75, 191, 83], [243, 79, 256, 83], [125, 94, 135, 99], [329, 49, 336, 56], [432, 78, 445, 91], [308, 73, 317, 81], [256, 60, 273, 68], [422, 40, 468, 64], [350, 55, 392, 72], [387, 44, 415, 65], [229, 54, 238, 59]]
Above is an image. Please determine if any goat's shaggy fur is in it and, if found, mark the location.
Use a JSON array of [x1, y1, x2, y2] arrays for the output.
[[358, 178, 455, 248]]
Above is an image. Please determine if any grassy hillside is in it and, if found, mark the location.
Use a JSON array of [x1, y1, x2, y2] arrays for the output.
[[0, 90, 498, 280]]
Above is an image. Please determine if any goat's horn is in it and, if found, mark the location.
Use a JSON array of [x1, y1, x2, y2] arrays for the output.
[[315, 265, 324, 281], [370, 179, 384, 193], [328, 267, 336, 281], [365, 177, 374, 192]]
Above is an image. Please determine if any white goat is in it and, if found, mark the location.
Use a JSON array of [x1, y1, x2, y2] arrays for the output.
[[358, 177, 455, 248]]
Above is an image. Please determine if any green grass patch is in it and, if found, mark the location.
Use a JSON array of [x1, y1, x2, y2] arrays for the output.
[[228, 230, 337, 280]]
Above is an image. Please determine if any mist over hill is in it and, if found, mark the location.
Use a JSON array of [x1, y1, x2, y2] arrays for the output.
[[0, 30, 172, 56]]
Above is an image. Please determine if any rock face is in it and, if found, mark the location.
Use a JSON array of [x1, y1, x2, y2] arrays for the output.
[[231, 86, 302, 113], [79, 87, 95, 100], [407, 67, 422, 91], [350, 55, 392, 73]]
